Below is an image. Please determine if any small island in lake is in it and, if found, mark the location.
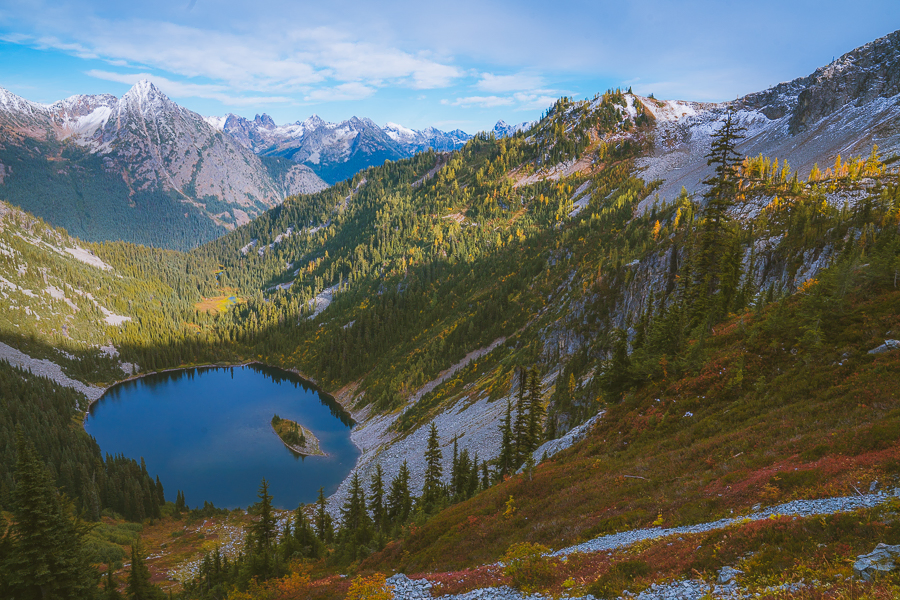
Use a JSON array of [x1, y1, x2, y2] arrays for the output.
[[270, 414, 326, 457]]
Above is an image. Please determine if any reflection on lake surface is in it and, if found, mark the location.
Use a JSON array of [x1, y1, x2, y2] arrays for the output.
[[85, 365, 357, 509]]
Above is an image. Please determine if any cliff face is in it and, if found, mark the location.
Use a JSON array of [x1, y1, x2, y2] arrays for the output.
[[789, 30, 900, 134]]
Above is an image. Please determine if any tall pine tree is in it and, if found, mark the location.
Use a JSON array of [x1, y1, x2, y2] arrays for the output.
[[421, 423, 444, 512], [692, 107, 746, 326], [0, 434, 98, 600]]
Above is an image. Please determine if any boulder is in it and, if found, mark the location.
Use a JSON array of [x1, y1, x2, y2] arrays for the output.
[[868, 340, 900, 355], [717, 566, 743, 585], [853, 543, 900, 581]]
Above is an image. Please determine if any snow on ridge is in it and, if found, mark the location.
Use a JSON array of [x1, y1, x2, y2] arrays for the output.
[[204, 115, 227, 130], [0, 86, 48, 115]]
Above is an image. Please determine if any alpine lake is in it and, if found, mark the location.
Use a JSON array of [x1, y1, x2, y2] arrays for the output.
[[84, 364, 358, 509]]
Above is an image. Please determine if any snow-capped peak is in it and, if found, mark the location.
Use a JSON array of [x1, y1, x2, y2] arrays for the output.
[[384, 121, 418, 142], [122, 80, 171, 109], [0, 85, 46, 115]]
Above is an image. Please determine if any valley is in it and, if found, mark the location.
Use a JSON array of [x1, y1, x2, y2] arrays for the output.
[[1, 27, 900, 600]]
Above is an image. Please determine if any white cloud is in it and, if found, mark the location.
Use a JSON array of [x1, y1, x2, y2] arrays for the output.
[[512, 91, 558, 110], [304, 82, 375, 102], [9, 18, 463, 97], [442, 89, 558, 111], [443, 95, 516, 108], [85, 70, 294, 105], [476, 72, 544, 93]]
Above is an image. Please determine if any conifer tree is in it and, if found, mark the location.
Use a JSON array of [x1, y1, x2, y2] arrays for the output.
[[246, 478, 279, 581], [512, 368, 529, 463], [693, 107, 746, 326], [126, 540, 164, 599], [0, 434, 98, 599], [103, 566, 124, 600], [369, 464, 386, 534], [421, 423, 444, 512], [338, 472, 372, 562], [386, 461, 412, 527], [247, 478, 277, 554], [314, 487, 334, 543], [282, 503, 321, 559], [154, 476, 165, 507], [497, 398, 515, 479], [526, 368, 545, 453]]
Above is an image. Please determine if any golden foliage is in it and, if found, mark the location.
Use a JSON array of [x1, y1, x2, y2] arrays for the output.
[[345, 573, 393, 600]]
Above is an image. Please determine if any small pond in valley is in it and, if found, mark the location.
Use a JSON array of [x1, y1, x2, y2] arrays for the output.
[[84, 364, 357, 509]]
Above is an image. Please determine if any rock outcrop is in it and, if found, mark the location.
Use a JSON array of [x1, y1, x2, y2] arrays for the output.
[[853, 543, 900, 581]]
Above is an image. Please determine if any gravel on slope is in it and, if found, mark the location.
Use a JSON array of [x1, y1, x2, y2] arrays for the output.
[[384, 490, 898, 600], [0, 340, 104, 405], [551, 490, 896, 557]]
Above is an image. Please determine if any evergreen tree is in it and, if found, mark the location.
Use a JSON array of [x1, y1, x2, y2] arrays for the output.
[[314, 487, 334, 543], [421, 423, 444, 512], [693, 107, 746, 326], [284, 504, 322, 559], [247, 478, 277, 554], [103, 567, 124, 600], [497, 398, 515, 479], [369, 464, 386, 534], [386, 461, 412, 527], [511, 368, 529, 463], [449, 439, 462, 500], [126, 540, 164, 600], [337, 472, 372, 562], [154, 476, 165, 507], [245, 478, 279, 581], [525, 368, 545, 453], [0, 434, 98, 600], [601, 328, 632, 399]]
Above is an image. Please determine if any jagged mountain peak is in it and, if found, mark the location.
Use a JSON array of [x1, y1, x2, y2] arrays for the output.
[[254, 113, 276, 128], [120, 80, 177, 114], [0, 85, 45, 115], [492, 119, 531, 138], [302, 114, 327, 128], [212, 111, 471, 184]]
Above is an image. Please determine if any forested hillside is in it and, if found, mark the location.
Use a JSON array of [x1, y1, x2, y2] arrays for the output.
[[1, 30, 900, 598]]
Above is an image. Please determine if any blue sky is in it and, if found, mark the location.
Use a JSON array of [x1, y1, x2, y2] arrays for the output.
[[0, 0, 898, 133]]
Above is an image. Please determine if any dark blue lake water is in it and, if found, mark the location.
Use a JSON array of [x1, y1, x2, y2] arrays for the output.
[[84, 365, 358, 509]]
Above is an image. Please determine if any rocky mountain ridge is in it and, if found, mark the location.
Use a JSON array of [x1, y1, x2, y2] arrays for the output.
[[638, 29, 900, 204], [207, 111, 473, 185]]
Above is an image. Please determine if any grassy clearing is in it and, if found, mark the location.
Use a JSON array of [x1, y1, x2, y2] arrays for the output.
[[195, 288, 245, 313]]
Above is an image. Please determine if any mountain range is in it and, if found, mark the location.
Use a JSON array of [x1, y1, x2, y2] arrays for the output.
[[208, 112, 473, 185], [0, 82, 483, 249]]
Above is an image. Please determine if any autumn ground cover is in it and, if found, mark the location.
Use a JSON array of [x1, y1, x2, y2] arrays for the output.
[[358, 276, 900, 590]]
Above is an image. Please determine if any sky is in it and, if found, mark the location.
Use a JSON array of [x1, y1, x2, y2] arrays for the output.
[[0, 0, 898, 134]]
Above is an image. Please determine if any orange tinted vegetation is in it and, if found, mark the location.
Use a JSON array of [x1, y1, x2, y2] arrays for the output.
[[361, 285, 900, 575], [195, 287, 245, 313]]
